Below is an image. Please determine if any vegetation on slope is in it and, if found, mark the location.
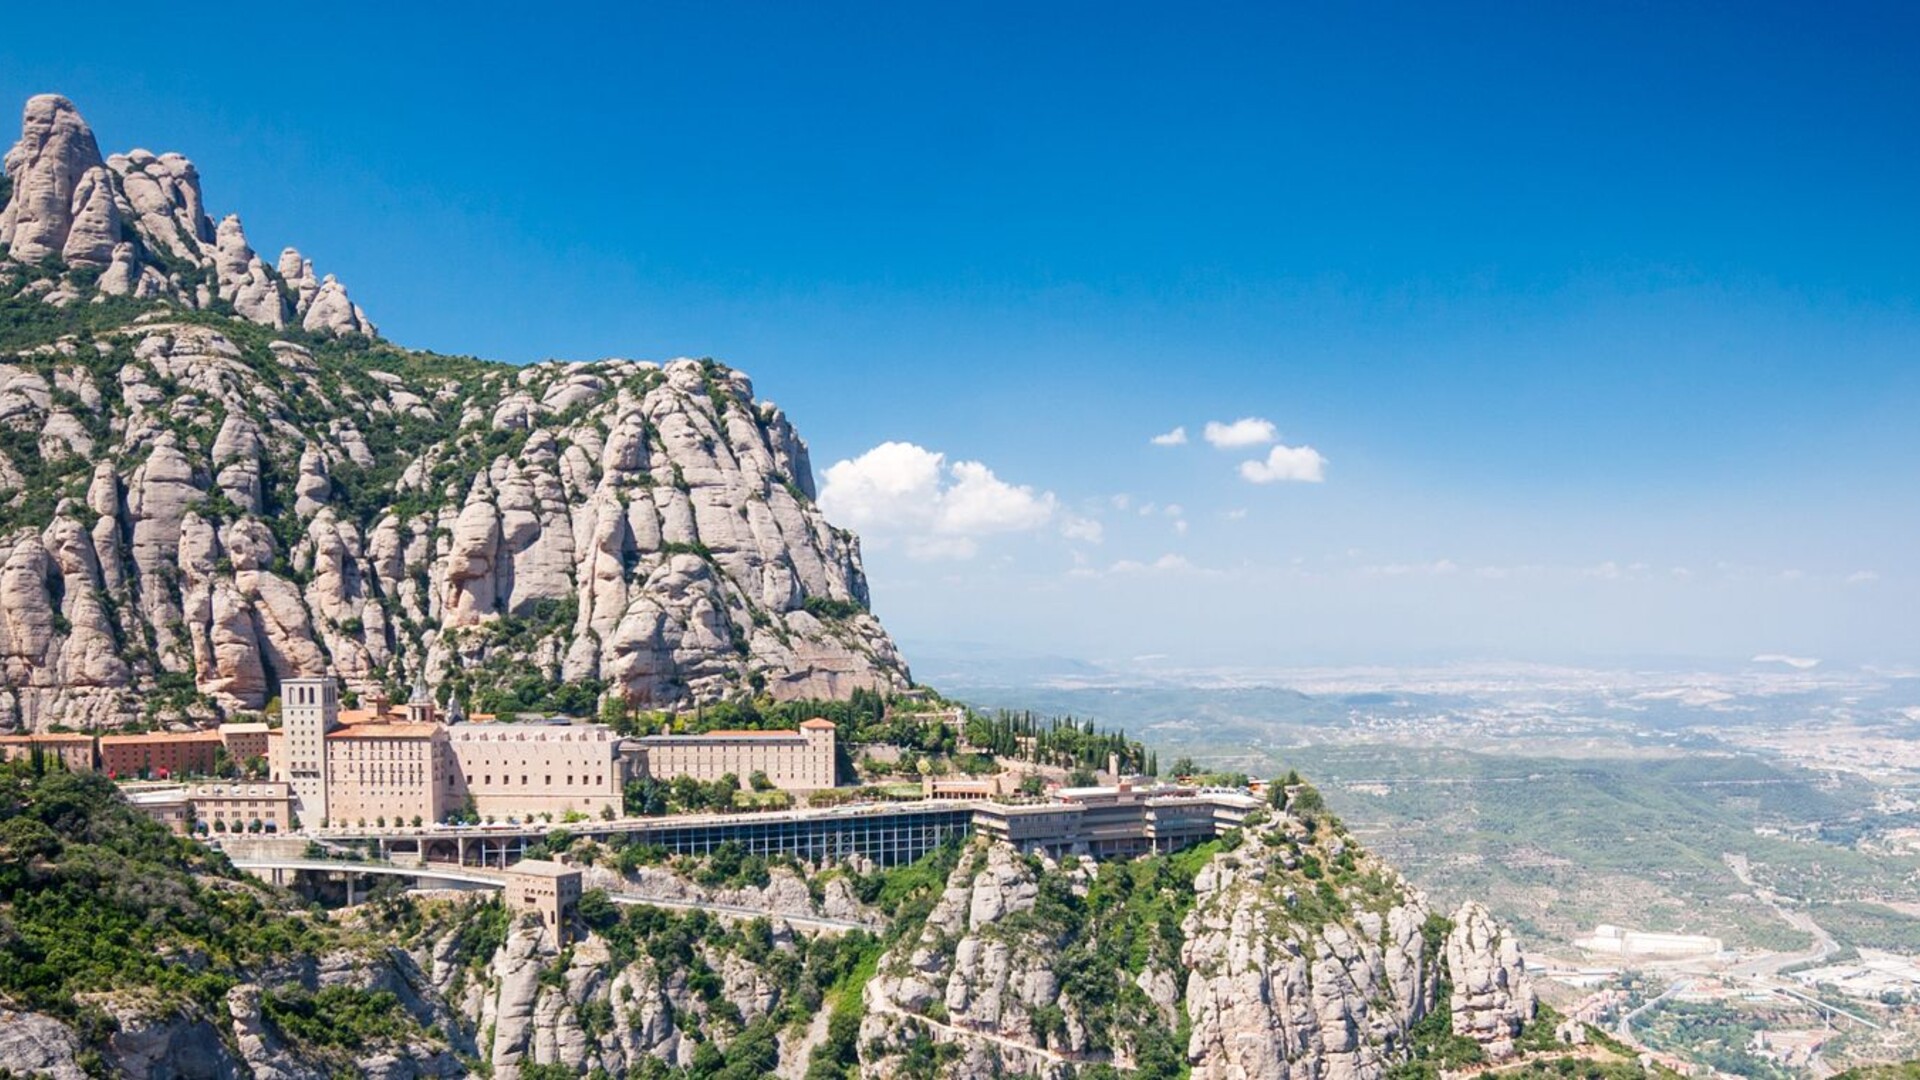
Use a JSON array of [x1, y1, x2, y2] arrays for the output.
[[0, 760, 452, 1074], [0, 763, 332, 1016], [1298, 743, 1919, 950]]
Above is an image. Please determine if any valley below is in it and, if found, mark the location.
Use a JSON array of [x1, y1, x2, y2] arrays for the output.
[[925, 648, 1920, 1076]]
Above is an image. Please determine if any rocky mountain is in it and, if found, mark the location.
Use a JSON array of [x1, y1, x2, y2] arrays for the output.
[[1, 768, 1579, 1080], [1, 95, 373, 336], [0, 94, 909, 728], [860, 806, 1537, 1080]]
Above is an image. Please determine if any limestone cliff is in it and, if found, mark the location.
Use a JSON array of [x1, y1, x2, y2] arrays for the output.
[[0, 95, 909, 727], [861, 810, 1539, 1080], [3, 767, 1554, 1080]]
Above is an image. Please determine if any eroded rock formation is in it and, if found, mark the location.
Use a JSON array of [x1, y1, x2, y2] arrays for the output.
[[0, 94, 910, 726]]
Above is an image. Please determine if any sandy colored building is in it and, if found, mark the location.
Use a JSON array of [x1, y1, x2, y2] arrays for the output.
[[217, 722, 272, 765], [99, 731, 222, 778], [269, 676, 628, 827], [504, 859, 583, 944], [125, 787, 192, 833], [0, 733, 96, 772], [446, 723, 624, 819], [325, 722, 451, 827], [636, 719, 837, 792], [189, 781, 296, 834], [125, 781, 295, 835], [279, 677, 339, 823], [1573, 925, 1723, 958]]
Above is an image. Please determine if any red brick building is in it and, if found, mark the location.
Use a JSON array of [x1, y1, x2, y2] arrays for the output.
[[99, 731, 223, 778]]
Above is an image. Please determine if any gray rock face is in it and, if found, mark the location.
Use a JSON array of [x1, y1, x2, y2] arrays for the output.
[[0, 1007, 88, 1080], [1178, 825, 1441, 1080], [1445, 901, 1538, 1059], [0, 322, 908, 727], [0, 95, 106, 264], [0, 829, 1532, 1079], [1, 94, 372, 336], [863, 820, 1537, 1080], [863, 843, 1065, 1069]]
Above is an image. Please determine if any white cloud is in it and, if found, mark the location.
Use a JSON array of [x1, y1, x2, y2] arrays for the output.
[[817, 441, 944, 531], [1150, 426, 1188, 447], [1110, 553, 1198, 575], [1068, 552, 1209, 580], [1110, 494, 1132, 511], [819, 441, 1057, 560], [940, 460, 1056, 534], [1224, 508, 1248, 521], [1239, 444, 1327, 484], [1173, 520, 1189, 536], [1163, 503, 1184, 517], [1846, 570, 1880, 585], [1061, 515, 1105, 544], [1203, 417, 1278, 449], [1363, 559, 1459, 578]]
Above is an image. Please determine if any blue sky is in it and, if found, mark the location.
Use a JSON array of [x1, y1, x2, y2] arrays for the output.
[[7, 2, 1918, 667]]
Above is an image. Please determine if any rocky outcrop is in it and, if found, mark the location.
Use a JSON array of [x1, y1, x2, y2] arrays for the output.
[[1, 94, 371, 336], [1445, 900, 1537, 1059], [0, 94, 107, 265], [0, 811, 1541, 1080], [0, 1008, 89, 1080], [864, 814, 1538, 1080], [0, 321, 907, 727]]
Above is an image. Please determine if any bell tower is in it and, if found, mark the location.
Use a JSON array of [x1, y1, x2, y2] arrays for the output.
[[281, 675, 339, 824]]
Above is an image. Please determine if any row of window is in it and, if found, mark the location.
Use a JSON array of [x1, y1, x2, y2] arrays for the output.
[[470, 775, 605, 788]]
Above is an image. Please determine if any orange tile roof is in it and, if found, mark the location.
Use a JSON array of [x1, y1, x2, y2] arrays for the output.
[[799, 718, 837, 730], [98, 731, 223, 745]]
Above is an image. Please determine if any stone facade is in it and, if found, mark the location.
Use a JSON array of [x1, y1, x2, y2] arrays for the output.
[[446, 723, 623, 819], [278, 676, 337, 825], [324, 722, 450, 827], [504, 860, 582, 945], [635, 719, 836, 792], [188, 781, 294, 834], [0, 733, 96, 772], [268, 675, 628, 826], [126, 780, 294, 835], [215, 722, 270, 765]]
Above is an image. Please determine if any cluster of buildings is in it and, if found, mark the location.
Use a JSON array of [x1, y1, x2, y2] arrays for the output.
[[0, 726, 265, 777], [7, 675, 848, 836], [273, 676, 631, 826], [40, 675, 835, 834], [1791, 952, 1920, 1001], [1572, 924, 1726, 959], [972, 780, 1263, 858], [10, 677, 1271, 868]]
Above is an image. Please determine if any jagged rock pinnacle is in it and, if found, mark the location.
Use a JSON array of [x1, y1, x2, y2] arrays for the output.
[[0, 93, 375, 337]]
